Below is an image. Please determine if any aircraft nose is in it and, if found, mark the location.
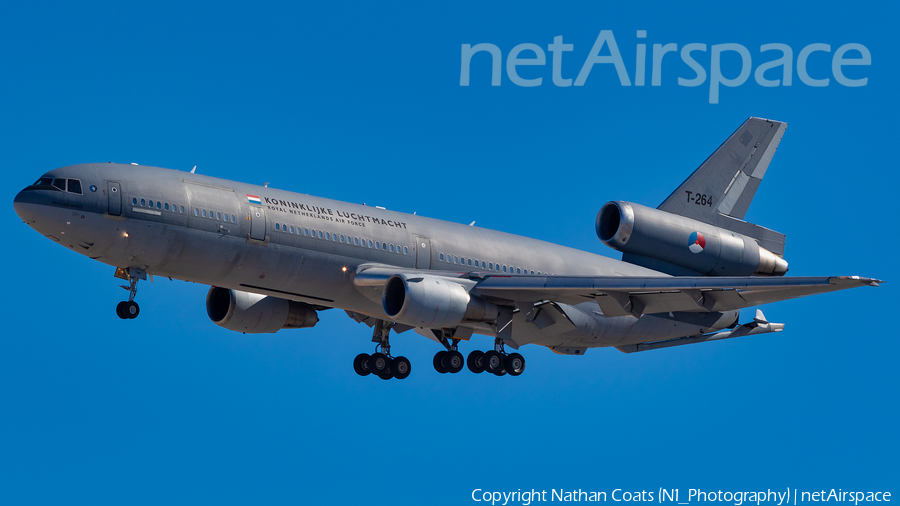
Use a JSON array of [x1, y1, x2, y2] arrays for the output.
[[13, 188, 40, 224]]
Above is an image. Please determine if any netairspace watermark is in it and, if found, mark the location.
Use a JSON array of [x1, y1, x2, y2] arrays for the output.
[[470, 488, 891, 506], [459, 31, 871, 103]]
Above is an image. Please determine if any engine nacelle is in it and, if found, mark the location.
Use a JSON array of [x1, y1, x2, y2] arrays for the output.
[[596, 201, 788, 276], [206, 287, 319, 334], [382, 274, 499, 328]]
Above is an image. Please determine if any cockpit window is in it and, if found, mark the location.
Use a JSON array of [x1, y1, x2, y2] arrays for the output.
[[67, 179, 82, 194], [52, 178, 66, 191], [33, 177, 54, 187]]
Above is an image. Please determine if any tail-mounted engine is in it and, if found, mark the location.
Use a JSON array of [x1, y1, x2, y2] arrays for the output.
[[206, 287, 319, 334], [596, 201, 788, 277]]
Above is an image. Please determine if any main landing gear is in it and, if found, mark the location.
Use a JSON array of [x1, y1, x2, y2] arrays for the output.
[[433, 337, 526, 377], [353, 320, 411, 380], [114, 267, 146, 320]]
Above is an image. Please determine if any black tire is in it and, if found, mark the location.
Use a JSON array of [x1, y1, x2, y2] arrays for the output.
[[116, 301, 128, 319], [467, 350, 484, 373], [494, 368, 507, 377], [393, 356, 411, 379], [433, 351, 448, 374], [369, 352, 390, 374], [353, 353, 371, 376], [378, 367, 393, 380], [505, 353, 525, 376], [443, 350, 464, 373], [482, 350, 503, 374], [125, 301, 140, 319]]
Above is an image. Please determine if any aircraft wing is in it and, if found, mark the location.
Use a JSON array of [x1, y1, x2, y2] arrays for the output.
[[353, 265, 881, 317], [471, 275, 882, 317]]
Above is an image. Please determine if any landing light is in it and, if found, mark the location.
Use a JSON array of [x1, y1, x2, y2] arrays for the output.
[[342, 267, 347, 272], [123, 232, 129, 238]]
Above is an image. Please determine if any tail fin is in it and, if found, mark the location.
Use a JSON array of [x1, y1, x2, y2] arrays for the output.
[[658, 117, 787, 255]]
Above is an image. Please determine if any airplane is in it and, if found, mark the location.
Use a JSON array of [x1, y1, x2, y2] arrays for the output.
[[13, 117, 881, 380]]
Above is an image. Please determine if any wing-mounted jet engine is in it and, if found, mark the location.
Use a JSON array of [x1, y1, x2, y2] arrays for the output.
[[206, 287, 319, 334], [596, 201, 788, 277]]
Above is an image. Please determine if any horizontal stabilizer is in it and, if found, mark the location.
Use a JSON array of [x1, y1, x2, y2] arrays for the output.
[[615, 313, 785, 353]]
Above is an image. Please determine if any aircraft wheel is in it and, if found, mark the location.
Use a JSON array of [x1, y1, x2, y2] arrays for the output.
[[442, 350, 464, 373], [353, 353, 371, 376], [467, 350, 484, 373], [505, 353, 525, 376], [494, 368, 507, 377], [369, 352, 390, 375], [433, 351, 448, 374], [482, 351, 503, 374], [124, 301, 139, 319], [392, 356, 411, 380], [116, 301, 128, 319]]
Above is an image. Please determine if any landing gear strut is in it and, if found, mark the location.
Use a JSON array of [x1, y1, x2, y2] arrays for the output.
[[115, 267, 146, 320], [353, 320, 410, 380], [432, 331, 465, 374], [465, 338, 526, 377]]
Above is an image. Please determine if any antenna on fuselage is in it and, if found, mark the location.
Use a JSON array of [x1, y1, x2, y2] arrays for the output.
[[264, 182, 269, 187], [190, 166, 197, 174], [469, 221, 475, 226]]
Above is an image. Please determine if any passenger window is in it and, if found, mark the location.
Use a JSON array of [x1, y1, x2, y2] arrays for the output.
[[202, 210, 207, 217], [354, 237, 359, 245], [376, 242, 380, 249], [517, 268, 521, 274], [141, 199, 146, 207], [318, 231, 323, 239], [216, 212, 221, 220], [439, 253, 444, 261], [194, 208, 199, 216], [382, 243, 387, 250], [468, 259, 472, 266], [403, 246, 408, 254], [156, 202, 161, 209], [292, 226, 296, 234], [454, 256, 458, 264], [149, 200, 154, 208], [132, 198, 137, 205], [482, 261, 486, 268], [368, 240, 372, 248], [165, 203, 169, 211], [339, 234, 344, 242], [276, 223, 281, 231], [67, 179, 82, 194], [489, 263, 493, 269], [390, 244, 394, 252], [230, 215, 235, 222]]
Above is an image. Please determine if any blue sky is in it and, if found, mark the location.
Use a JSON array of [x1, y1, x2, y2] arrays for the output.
[[1, 2, 897, 504]]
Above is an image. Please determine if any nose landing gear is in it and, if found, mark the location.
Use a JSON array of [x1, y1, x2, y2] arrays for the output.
[[114, 267, 146, 320]]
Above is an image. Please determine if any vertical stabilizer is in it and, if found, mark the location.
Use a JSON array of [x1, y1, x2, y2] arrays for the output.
[[657, 117, 787, 255]]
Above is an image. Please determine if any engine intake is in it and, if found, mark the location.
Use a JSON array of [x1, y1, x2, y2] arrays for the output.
[[383, 274, 498, 328], [596, 201, 788, 276], [206, 287, 318, 334]]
